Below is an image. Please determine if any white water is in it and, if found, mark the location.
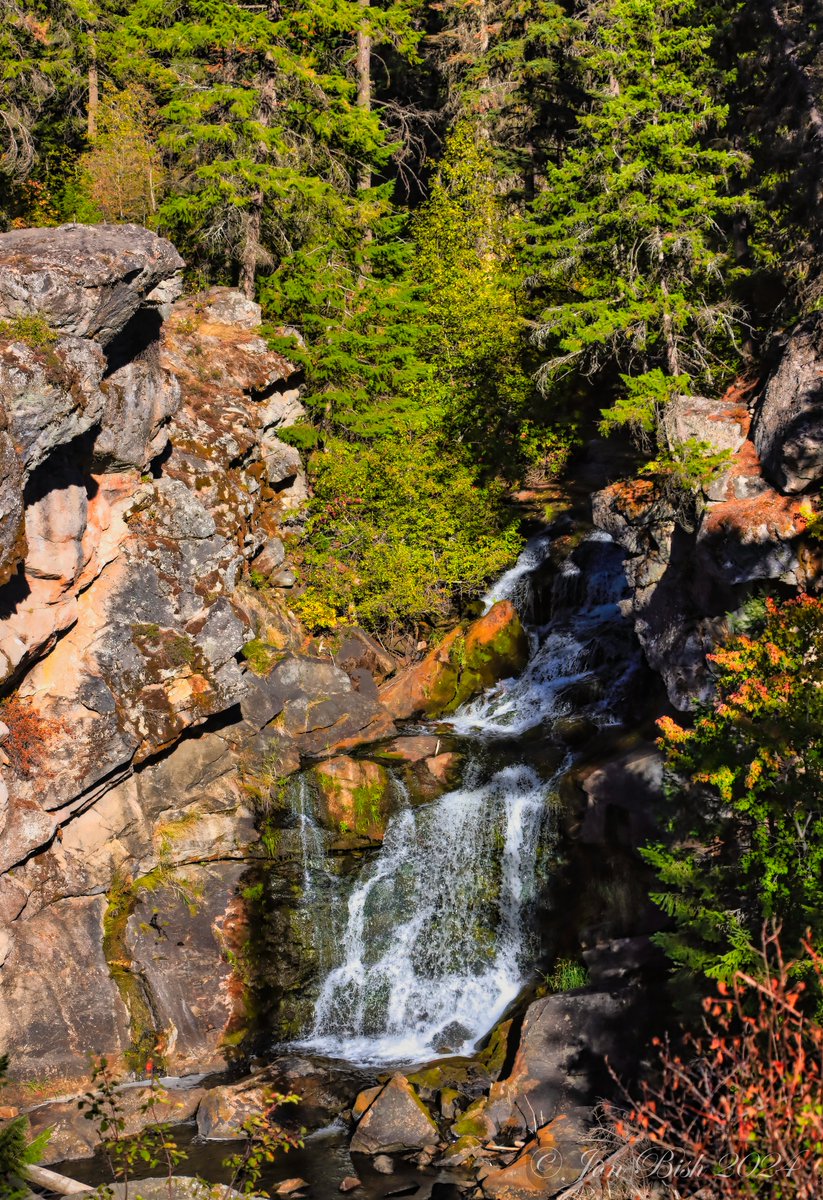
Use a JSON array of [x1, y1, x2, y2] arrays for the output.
[[292, 531, 638, 1065], [298, 764, 550, 1063], [449, 533, 636, 738]]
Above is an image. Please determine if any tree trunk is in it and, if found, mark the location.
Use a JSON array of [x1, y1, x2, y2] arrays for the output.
[[240, 195, 262, 299], [356, 0, 372, 193], [239, 69, 277, 299], [765, 3, 823, 144], [87, 32, 99, 141]]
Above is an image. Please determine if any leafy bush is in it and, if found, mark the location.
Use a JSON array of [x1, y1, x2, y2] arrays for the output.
[[600, 930, 823, 1200], [294, 433, 522, 632], [646, 595, 823, 980], [0, 1055, 49, 1199]]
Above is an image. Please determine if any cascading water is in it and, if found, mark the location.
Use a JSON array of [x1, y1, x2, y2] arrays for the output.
[[292, 529, 640, 1065], [301, 764, 550, 1062], [449, 532, 639, 739]]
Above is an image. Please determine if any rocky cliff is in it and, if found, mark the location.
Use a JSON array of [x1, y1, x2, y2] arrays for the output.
[[0, 224, 385, 1092], [593, 357, 823, 708], [0, 224, 530, 1101]]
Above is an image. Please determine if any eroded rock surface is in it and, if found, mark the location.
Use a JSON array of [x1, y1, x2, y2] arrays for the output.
[[0, 224, 402, 1095], [594, 379, 818, 707]]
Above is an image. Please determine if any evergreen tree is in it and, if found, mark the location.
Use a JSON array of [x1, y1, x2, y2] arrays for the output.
[[526, 0, 754, 478]]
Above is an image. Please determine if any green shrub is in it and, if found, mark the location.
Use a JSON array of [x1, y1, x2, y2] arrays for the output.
[[294, 433, 522, 632], [546, 958, 590, 992]]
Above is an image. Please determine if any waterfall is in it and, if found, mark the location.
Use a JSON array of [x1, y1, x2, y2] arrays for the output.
[[449, 533, 638, 738], [298, 764, 551, 1063], [291, 530, 638, 1065]]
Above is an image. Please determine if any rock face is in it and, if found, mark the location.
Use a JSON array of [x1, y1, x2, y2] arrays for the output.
[[0, 224, 402, 1097], [593, 378, 818, 707], [350, 1074, 440, 1156], [380, 600, 528, 720], [753, 314, 823, 493]]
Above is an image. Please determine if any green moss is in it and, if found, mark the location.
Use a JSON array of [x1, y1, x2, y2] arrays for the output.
[[166, 634, 196, 666], [102, 874, 161, 1074], [451, 1104, 490, 1140], [241, 638, 275, 675], [132, 622, 161, 640]]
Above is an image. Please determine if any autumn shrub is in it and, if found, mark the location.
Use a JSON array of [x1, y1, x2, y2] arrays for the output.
[[0, 695, 65, 778], [645, 595, 823, 981], [586, 930, 823, 1200]]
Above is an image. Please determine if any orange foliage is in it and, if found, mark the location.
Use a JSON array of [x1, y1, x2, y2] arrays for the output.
[[0, 694, 65, 777], [608, 929, 823, 1199]]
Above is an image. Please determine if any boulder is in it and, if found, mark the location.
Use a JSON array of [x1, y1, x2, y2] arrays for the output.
[[482, 990, 644, 1138], [334, 629, 396, 685], [197, 1082, 269, 1140], [255, 537, 286, 577], [352, 1085, 383, 1120], [350, 1074, 439, 1156], [27, 1084, 205, 1164], [246, 654, 396, 756], [753, 312, 823, 493], [480, 1112, 594, 1199], [380, 601, 528, 720], [309, 756, 392, 841], [0, 223, 184, 342], [666, 392, 749, 457]]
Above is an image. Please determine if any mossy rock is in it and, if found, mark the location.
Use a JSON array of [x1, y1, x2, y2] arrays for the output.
[[308, 755, 393, 842]]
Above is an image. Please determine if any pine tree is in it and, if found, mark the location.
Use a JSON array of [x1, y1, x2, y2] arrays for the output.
[[115, 0, 419, 294], [526, 0, 754, 468]]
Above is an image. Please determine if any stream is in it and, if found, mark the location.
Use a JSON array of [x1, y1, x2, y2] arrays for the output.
[[289, 528, 643, 1065]]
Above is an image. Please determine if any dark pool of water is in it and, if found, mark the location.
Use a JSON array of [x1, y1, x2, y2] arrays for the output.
[[53, 1122, 466, 1200]]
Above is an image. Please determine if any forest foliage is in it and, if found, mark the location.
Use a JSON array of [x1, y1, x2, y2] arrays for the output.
[[6, 0, 822, 637]]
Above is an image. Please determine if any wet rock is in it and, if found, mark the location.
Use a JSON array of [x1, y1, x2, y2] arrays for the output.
[[339, 1177, 362, 1193], [255, 1055, 373, 1132], [197, 1082, 268, 1140], [0, 223, 184, 342], [483, 991, 643, 1138], [275, 1179, 308, 1196], [373, 737, 442, 764], [309, 756, 392, 842], [753, 312, 823, 493], [372, 1155, 395, 1174], [350, 1075, 440, 1156], [380, 602, 528, 720], [436, 1136, 485, 1168]]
